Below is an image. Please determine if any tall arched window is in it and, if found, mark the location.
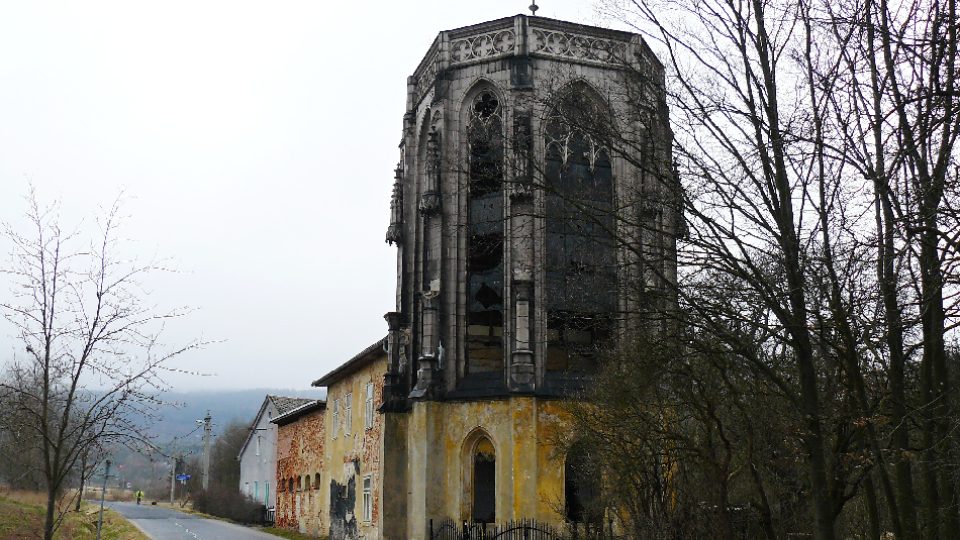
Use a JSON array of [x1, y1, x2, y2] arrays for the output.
[[466, 90, 505, 374], [472, 437, 496, 523], [545, 87, 616, 373]]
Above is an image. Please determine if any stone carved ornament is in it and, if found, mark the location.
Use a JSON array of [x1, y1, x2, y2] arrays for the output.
[[510, 112, 534, 201], [531, 28, 628, 64], [419, 127, 441, 214], [450, 29, 517, 65], [415, 50, 438, 105]]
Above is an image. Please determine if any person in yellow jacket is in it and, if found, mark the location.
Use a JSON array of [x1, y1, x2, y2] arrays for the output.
[[135, 490, 144, 505]]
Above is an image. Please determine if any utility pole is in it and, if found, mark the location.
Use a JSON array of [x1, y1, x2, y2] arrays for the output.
[[169, 456, 179, 505], [96, 459, 111, 540], [200, 411, 212, 490]]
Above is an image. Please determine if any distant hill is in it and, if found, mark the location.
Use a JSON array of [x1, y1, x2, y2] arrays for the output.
[[148, 388, 326, 445], [98, 388, 323, 496]]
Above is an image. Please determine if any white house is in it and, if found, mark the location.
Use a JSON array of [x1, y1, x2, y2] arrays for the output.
[[238, 395, 313, 509]]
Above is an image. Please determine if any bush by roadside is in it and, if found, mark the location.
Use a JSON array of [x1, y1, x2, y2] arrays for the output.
[[191, 486, 266, 524]]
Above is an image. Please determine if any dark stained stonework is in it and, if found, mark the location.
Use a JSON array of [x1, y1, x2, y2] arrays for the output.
[[384, 14, 675, 405]]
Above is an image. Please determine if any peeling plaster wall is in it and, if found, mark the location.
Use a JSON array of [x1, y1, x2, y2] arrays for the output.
[[398, 397, 571, 539], [325, 353, 388, 540], [276, 408, 326, 536]]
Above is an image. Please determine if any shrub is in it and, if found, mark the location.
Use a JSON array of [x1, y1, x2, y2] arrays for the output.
[[192, 486, 265, 524]]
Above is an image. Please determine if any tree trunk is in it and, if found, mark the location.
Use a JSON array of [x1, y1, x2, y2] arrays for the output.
[[75, 453, 88, 513], [44, 484, 57, 540], [750, 0, 835, 534]]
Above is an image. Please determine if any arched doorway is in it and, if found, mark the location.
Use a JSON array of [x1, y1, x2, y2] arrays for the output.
[[565, 442, 601, 526], [472, 437, 496, 523]]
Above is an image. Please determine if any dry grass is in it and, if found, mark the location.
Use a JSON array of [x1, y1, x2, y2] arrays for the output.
[[0, 488, 49, 506], [0, 490, 148, 539], [260, 527, 330, 540], [82, 488, 134, 503]]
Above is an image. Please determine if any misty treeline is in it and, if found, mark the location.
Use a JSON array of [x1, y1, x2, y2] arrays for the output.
[[553, 0, 959, 538], [0, 190, 200, 540]]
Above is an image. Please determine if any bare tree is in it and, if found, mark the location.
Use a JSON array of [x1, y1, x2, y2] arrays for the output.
[[0, 188, 200, 540], [531, 0, 960, 537]]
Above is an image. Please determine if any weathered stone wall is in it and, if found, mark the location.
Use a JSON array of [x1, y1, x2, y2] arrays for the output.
[[376, 14, 671, 539], [396, 397, 571, 539], [396, 14, 673, 397], [276, 408, 326, 536]]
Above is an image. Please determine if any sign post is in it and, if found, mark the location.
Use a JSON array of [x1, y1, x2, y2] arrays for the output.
[[96, 460, 111, 540]]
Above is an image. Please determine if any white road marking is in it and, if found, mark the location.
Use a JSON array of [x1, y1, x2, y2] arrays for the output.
[[174, 520, 202, 539]]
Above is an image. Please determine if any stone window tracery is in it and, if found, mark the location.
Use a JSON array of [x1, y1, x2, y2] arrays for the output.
[[466, 90, 505, 374], [544, 88, 616, 372]]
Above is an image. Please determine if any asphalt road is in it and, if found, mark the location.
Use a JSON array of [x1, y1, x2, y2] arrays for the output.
[[105, 501, 281, 540]]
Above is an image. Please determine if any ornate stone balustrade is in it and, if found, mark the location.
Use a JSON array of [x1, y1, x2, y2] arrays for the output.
[[530, 28, 628, 64], [450, 29, 517, 65], [410, 15, 639, 106]]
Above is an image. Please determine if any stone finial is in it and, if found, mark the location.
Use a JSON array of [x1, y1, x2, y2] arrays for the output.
[[409, 290, 440, 400], [386, 162, 404, 244], [381, 311, 409, 411]]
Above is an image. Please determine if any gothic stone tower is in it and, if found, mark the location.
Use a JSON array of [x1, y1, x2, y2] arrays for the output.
[[379, 14, 676, 539]]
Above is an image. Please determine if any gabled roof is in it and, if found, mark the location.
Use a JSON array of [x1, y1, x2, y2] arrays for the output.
[[310, 337, 387, 388], [270, 399, 326, 426], [237, 395, 315, 460], [270, 395, 316, 415]]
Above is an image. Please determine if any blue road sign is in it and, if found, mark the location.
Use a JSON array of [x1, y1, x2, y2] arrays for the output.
[[175, 473, 191, 481]]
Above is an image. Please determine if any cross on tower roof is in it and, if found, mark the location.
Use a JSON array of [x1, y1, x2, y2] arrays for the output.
[[529, 1, 539, 16]]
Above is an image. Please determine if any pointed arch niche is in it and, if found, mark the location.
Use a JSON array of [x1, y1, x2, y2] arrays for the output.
[[464, 84, 506, 375], [544, 83, 617, 373], [460, 428, 497, 524], [564, 442, 601, 526]]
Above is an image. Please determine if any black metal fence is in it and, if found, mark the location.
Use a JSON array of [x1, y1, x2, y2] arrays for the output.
[[428, 518, 617, 540]]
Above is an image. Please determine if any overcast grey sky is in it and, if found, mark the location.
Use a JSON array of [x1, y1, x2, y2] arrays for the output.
[[0, 1, 621, 391]]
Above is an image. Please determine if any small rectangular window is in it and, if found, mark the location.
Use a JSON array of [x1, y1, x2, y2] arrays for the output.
[[345, 393, 353, 434], [256, 435, 261, 456], [332, 400, 339, 439], [254, 481, 259, 500], [362, 475, 372, 522], [364, 382, 374, 429]]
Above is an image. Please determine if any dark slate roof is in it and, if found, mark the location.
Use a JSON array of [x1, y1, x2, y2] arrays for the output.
[[270, 399, 326, 426], [311, 337, 387, 388], [268, 395, 314, 415]]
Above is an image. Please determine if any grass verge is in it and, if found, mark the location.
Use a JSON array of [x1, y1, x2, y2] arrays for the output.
[[260, 527, 329, 540], [0, 490, 149, 539]]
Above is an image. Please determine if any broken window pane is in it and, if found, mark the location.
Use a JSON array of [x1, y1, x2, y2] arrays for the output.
[[466, 91, 504, 373], [545, 90, 617, 371]]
